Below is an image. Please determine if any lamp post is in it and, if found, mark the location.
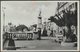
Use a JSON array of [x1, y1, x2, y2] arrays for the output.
[[2, 7, 6, 32]]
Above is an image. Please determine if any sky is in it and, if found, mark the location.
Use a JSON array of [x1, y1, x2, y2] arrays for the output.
[[1, 1, 57, 27]]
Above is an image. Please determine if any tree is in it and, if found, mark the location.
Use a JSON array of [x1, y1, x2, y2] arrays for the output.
[[49, 9, 77, 42], [16, 25, 29, 32], [49, 16, 64, 27], [8, 22, 12, 26], [32, 24, 37, 28]]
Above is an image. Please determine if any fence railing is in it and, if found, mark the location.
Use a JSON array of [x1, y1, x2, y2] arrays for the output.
[[4, 32, 38, 40]]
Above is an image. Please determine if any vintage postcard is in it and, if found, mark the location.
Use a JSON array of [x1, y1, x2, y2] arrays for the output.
[[1, 1, 79, 51]]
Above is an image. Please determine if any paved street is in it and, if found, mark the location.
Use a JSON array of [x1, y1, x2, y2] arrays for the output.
[[3, 37, 77, 50]]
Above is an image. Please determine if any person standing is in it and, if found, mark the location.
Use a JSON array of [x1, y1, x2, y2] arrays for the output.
[[47, 29, 51, 37], [42, 28, 47, 36], [38, 28, 41, 40]]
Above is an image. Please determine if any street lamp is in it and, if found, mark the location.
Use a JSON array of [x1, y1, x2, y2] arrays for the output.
[[2, 7, 6, 32]]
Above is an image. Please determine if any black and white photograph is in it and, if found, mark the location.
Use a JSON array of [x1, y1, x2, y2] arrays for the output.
[[1, 1, 79, 51]]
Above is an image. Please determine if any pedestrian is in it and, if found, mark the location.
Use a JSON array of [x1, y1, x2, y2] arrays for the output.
[[53, 30, 56, 37], [37, 28, 41, 40], [63, 26, 68, 42], [42, 28, 47, 36], [47, 29, 51, 39], [50, 30, 53, 37], [47, 29, 51, 37]]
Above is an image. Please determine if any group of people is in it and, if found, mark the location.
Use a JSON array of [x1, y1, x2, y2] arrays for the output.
[[35, 25, 77, 42], [34, 27, 55, 40]]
